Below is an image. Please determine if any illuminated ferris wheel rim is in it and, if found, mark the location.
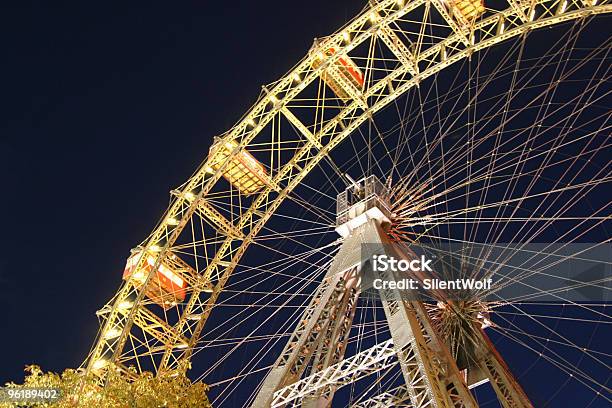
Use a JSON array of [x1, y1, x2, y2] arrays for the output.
[[172, 0, 611, 240], [86, 0, 611, 386]]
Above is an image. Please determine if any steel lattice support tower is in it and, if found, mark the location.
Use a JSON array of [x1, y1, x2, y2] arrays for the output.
[[253, 177, 531, 407]]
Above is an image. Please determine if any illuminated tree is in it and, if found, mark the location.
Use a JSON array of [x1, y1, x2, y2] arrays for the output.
[[1, 365, 211, 408]]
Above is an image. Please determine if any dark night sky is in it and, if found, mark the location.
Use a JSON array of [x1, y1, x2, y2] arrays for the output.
[[0, 1, 610, 406], [0, 0, 366, 382]]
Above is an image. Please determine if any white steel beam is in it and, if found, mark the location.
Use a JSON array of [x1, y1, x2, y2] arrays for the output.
[[272, 340, 397, 407]]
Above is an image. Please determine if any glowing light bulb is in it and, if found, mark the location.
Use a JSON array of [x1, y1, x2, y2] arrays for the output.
[[92, 359, 108, 370], [132, 270, 145, 281], [118, 300, 133, 310], [104, 327, 121, 340]]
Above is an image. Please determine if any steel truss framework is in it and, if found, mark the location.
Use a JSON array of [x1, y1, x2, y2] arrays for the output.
[[255, 218, 530, 407], [84, 0, 611, 402]]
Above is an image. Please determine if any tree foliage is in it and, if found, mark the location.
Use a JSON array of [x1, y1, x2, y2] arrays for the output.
[[1, 365, 211, 408]]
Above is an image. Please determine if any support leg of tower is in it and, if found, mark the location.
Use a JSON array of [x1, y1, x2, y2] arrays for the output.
[[374, 223, 478, 408], [473, 327, 533, 408], [301, 268, 361, 408], [380, 297, 478, 408], [251, 268, 351, 407]]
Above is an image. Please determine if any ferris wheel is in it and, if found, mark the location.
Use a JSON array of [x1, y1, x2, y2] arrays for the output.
[[82, 0, 611, 406]]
